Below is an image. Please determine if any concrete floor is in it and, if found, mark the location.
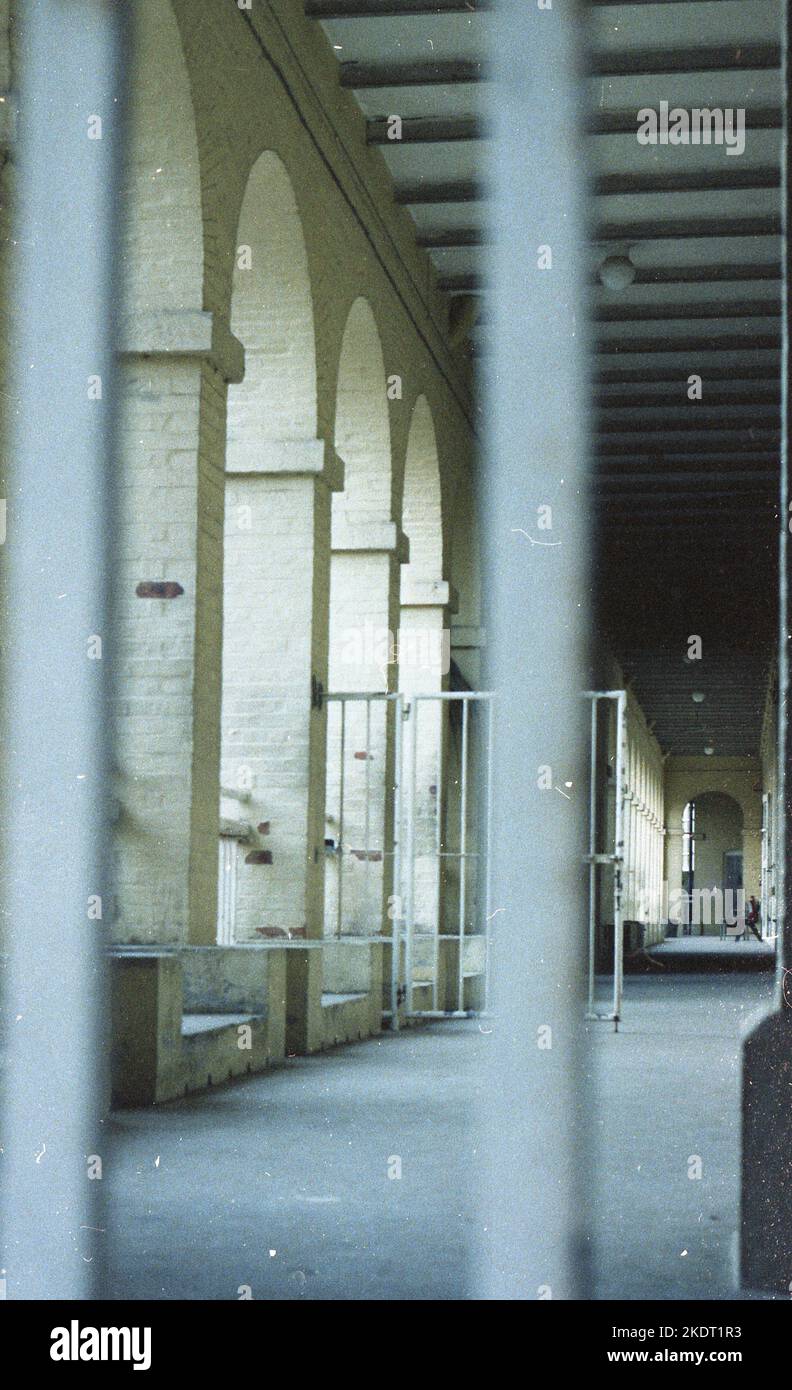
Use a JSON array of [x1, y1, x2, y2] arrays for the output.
[[104, 1021, 488, 1301], [103, 966, 776, 1300], [588, 969, 776, 1300]]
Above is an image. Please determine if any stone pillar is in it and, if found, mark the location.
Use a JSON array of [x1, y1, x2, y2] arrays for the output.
[[400, 579, 453, 993], [326, 520, 406, 937], [222, 441, 341, 1055], [663, 804, 684, 932], [221, 439, 341, 943], [112, 311, 243, 947]]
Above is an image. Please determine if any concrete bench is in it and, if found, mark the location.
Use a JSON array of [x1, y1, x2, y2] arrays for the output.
[[109, 944, 286, 1106]]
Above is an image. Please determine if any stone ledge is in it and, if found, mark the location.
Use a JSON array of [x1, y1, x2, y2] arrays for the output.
[[181, 1011, 261, 1037], [226, 437, 344, 490], [118, 310, 244, 384], [400, 576, 456, 609], [331, 516, 409, 560]]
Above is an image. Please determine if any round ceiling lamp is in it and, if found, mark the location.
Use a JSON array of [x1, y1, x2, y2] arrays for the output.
[[598, 252, 637, 291], [692, 691, 705, 704]]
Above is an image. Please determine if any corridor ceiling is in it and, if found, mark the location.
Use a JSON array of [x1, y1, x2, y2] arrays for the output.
[[309, 0, 784, 757]]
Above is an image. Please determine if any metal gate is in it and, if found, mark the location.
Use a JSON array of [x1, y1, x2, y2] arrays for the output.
[[394, 691, 493, 1027], [584, 689, 627, 1029], [323, 689, 493, 1028]]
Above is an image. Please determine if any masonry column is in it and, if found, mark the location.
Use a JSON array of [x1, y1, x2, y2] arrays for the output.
[[222, 440, 340, 939], [400, 578, 453, 1000], [222, 440, 340, 1053], [113, 311, 243, 946], [326, 520, 406, 937]]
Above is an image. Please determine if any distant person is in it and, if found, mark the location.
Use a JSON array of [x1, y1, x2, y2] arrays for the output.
[[745, 896, 762, 942]]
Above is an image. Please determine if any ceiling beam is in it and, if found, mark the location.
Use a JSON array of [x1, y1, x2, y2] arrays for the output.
[[595, 491, 776, 504], [596, 420, 780, 437], [594, 167, 780, 197], [478, 302, 782, 327], [589, 43, 780, 77], [595, 391, 781, 408], [307, 0, 491, 14], [595, 301, 781, 323], [397, 169, 781, 201], [594, 411, 772, 428], [395, 180, 482, 205], [341, 48, 779, 88], [597, 439, 778, 456], [341, 59, 484, 87], [595, 472, 777, 486], [589, 106, 781, 135], [594, 215, 782, 241], [367, 116, 483, 144], [595, 332, 781, 353], [598, 263, 781, 286], [307, 0, 742, 12], [416, 227, 485, 248], [594, 365, 781, 385], [434, 218, 781, 250], [589, 0, 756, 6]]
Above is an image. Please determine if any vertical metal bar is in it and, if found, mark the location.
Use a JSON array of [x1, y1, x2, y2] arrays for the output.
[[478, 0, 592, 1300], [230, 843, 238, 945], [613, 692, 626, 1027], [587, 694, 598, 1016], [458, 697, 470, 1013], [404, 699, 418, 1014], [739, 3, 791, 1293], [337, 698, 346, 939], [0, 0, 126, 1299], [391, 694, 404, 1029], [483, 695, 494, 1014], [364, 695, 372, 929], [432, 699, 442, 1011]]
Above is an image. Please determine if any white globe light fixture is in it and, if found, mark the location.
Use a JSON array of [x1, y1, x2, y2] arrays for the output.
[[598, 253, 637, 291]]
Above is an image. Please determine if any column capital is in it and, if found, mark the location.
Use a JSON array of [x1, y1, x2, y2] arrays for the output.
[[331, 516, 409, 561], [226, 438, 344, 491], [118, 310, 245, 384], [399, 576, 456, 611]]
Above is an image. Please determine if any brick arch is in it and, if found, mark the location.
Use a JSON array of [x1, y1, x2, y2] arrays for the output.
[[120, 0, 203, 312], [669, 785, 753, 833], [227, 150, 317, 454], [332, 297, 392, 528]]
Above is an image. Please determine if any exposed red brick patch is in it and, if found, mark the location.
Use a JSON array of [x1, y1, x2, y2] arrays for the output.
[[135, 580, 185, 599]]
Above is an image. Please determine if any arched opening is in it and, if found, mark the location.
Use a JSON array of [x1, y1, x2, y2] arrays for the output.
[[120, 0, 203, 312], [325, 300, 395, 937], [226, 151, 317, 453], [679, 793, 744, 938], [221, 152, 322, 943], [332, 298, 392, 531]]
